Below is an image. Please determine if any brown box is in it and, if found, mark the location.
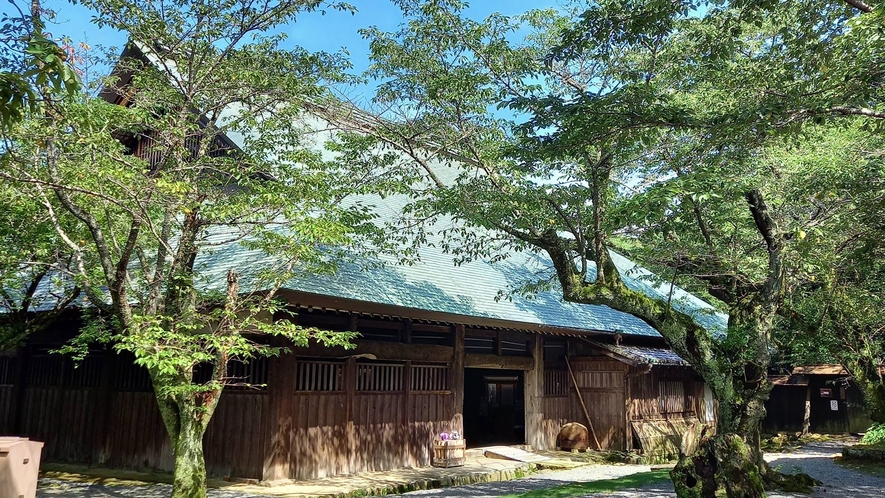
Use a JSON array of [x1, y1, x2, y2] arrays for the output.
[[432, 439, 466, 468], [0, 437, 44, 498]]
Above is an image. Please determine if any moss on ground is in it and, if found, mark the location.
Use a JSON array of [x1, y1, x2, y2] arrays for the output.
[[834, 456, 885, 479], [499, 469, 671, 498], [761, 433, 840, 453]]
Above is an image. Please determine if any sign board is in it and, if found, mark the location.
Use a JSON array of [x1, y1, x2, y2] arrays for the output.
[[830, 400, 839, 411], [820, 388, 833, 398]]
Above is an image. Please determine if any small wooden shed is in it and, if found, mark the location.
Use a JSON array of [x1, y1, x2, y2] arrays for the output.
[[763, 365, 874, 435]]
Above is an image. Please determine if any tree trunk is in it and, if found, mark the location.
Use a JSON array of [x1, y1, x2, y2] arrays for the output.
[[152, 373, 222, 498], [170, 406, 210, 498], [671, 377, 818, 498]]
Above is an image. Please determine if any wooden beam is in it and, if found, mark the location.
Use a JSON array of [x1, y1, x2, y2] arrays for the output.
[[465, 353, 534, 370], [298, 339, 453, 363]]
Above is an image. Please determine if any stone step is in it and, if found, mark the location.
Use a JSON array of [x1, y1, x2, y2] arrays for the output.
[[483, 445, 551, 463]]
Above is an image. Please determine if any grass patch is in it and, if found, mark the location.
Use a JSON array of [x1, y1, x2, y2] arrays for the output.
[[834, 456, 885, 479], [500, 469, 671, 498]]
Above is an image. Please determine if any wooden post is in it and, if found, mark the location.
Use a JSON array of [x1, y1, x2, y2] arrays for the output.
[[403, 360, 412, 466], [345, 356, 357, 473], [624, 371, 632, 451], [565, 356, 600, 449], [261, 336, 297, 482], [451, 324, 465, 435], [12, 345, 30, 434], [524, 334, 544, 450], [91, 346, 116, 464], [801, 386, 811, 436], [403, 319, 412, 344]]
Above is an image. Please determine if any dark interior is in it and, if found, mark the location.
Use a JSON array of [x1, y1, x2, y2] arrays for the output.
[[463, 368, 525, 447]]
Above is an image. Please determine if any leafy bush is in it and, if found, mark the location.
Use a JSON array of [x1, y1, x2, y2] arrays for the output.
[[860, 423, 885, 446]]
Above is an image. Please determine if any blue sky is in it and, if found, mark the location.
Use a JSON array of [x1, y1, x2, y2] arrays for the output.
[[40, 0, 554, 99]]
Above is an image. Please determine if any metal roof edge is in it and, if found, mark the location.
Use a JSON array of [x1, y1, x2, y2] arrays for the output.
[[275, 288, 620, 339]]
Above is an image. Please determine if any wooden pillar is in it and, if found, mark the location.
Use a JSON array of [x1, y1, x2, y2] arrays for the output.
[[625, 371, 632, 451], [403, 319, 412, 344], [261, 336, 297, 482], [801, 386, 811, 436], [451, 324, 465, 434], [12, 345, 30, 434], [524, 333, 544, 450], [344, 356, 357, 473], [91, 346, 116, 464], [403, 360, 411, 466]]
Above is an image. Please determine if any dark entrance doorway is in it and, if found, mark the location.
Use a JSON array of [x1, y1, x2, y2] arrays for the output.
[[463, 368, 525, 447]]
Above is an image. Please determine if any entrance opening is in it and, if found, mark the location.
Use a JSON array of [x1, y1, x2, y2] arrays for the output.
[[463, 368, 525, 447]]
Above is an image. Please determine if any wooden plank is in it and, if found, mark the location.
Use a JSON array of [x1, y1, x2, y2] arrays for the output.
[[465, 353, 533, 370]]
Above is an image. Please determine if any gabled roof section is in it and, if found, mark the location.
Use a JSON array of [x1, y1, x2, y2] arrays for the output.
[[11, 46, 729, 341], [586, 340, 689, 366]]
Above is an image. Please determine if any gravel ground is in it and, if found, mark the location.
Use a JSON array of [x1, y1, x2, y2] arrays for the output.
[[36, 439, 885, 498], [37, 480, 266, 498], [399, 439, 885, 498]]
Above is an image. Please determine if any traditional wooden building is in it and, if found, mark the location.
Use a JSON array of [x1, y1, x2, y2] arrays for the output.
[[0, 264, 718, 482], [763, 365, 874, 435], [0, 41, 722, 483]]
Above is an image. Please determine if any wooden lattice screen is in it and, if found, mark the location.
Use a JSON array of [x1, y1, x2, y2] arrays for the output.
[[0, 357, 16, 385], [356, 363, 404, 392], [295, 360, 344, 392], [544, 370, 569, 396], [659, 380, 686, 413], [410, 364, 450, 392]]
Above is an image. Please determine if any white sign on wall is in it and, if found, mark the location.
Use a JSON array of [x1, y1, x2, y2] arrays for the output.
[[830, 400, 839, 411]]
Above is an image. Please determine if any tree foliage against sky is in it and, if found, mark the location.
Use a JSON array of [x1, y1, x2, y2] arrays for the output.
[[1, 1, 394, 497], [328, 0, 885, 495]]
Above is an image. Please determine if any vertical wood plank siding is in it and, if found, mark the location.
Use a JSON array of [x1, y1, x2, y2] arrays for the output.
[[0, 351, 268, 479], [0, 350, 455, 481], [284, 360, 454, 480], [540, 358, 629, 451]]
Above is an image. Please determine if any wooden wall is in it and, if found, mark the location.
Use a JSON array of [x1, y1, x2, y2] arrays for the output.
[[263, 355, 456, 481], [570, 358, 629, 450], [0, 347, 457, 482], [0, 350, 268, 479], [539, 357, 629, 451], [762, 385, 807, 434], [627, 365, 698, 422]]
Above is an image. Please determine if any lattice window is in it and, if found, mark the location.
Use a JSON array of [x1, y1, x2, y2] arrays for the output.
[[660, 381, 686, 413], [0, 357, 17, 385], [67, 355, 103, 388], [295, 359, 343, 392], [544, 370, 569, 396], [357, 362, 404, 392], [225, 358, 268, 390], [411, 364, 450, 392], [29, 354, 65, 387], [114, 355, 153, 391]]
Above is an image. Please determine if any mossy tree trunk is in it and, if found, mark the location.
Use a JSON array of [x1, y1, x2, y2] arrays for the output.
[[152, 371, 224, 498]]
